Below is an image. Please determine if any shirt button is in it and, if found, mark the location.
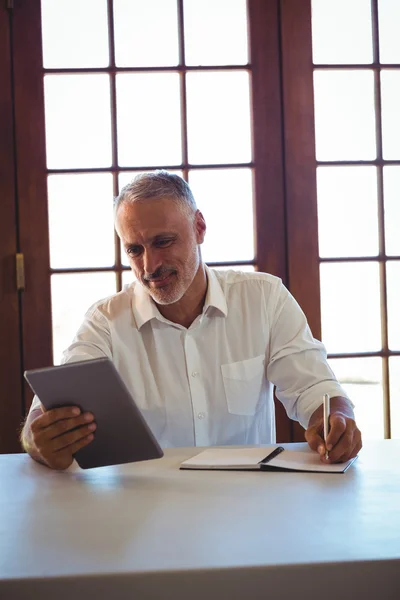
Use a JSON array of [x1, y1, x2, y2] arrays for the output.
[[192, 371, 199, 377], [197, 412, 205, 420]]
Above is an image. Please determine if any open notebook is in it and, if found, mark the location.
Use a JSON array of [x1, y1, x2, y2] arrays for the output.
[[180, 446, 358, 473]]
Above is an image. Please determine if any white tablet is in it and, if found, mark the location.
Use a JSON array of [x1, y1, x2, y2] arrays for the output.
[[24, 358, 163, 469]]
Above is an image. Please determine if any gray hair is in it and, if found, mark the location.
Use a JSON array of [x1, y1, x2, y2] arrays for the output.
[[114, 170, 197, 218]]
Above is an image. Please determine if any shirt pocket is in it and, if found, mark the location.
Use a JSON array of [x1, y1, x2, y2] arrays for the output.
[[221, 355, 265, 416]]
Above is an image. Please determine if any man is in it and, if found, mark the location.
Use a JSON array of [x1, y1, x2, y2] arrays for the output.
[[21, 171, 362, 470]]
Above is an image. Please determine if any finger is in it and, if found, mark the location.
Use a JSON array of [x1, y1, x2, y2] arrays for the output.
[[325, 414, 347, 451], [333, 431, 362, 463], [31, 406, 82, 431], [32, 416, 96, 461], [326, 423, 362, 462], [325, 431, 354, 462], [55, 433, 95, 457], [46, 413, 95, 440], [38, 432, 95, 471], [305, 428, 326, 456], [351, 439, 363, 458], [50, 423, 97, 452], [33, 414, 95, 451]]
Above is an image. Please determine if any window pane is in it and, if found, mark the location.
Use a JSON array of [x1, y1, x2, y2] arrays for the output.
[[48, 174, 115, 269], [381, 70, 400, 160], [328, 358, 384, 440], [188, 168, 254, 262], [51, 273, 116, 364], [320, 262, 381, 353], [116, 73, 182, 167], [44, 75, 112, 169], [386, 261, 400, 350], [311, 0, 373, 65], [41, 0, 109, 68], [389, 357, 400, 439], [317, 167, 379, 258], [186, 71, 251, 164], [113, 0, 179, 67], [378, 0, 400, 63], [183, 0, 248, 66], [122, 270, 136, 287], [383, 167, 400, 255], [313, 70, 376, 161]]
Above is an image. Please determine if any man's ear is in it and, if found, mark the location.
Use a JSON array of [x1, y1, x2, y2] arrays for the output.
[[194, 210, 206, 244]]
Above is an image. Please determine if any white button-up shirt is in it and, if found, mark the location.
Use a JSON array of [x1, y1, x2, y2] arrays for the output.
[[30, 268, 347, 447]]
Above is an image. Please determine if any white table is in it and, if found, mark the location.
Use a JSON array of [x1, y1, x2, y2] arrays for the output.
[[1, 441, 400, 599]]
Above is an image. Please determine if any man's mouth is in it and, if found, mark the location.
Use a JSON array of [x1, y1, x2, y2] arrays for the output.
[[146, 272, 175, 288]]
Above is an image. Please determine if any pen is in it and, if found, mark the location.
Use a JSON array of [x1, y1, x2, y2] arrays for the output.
[[323, 393, 330, 460]]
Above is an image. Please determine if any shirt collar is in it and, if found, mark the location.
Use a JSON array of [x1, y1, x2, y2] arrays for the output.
[[203, 265, 228, 317], [132, 280, 162, 330], [132, 264, 228, 330]]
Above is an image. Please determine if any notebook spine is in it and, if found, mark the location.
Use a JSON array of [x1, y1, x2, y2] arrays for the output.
[[258, 446, 285, 465]]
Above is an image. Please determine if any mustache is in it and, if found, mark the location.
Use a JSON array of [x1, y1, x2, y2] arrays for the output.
[[143, 267, 176, 282]]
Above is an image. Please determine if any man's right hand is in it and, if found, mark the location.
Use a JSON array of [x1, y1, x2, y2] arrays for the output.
[[22, 405, 96, 470]]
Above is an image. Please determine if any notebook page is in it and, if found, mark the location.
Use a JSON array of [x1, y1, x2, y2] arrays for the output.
[[181, 447, 278, 468], [268, 451, 357, 472]]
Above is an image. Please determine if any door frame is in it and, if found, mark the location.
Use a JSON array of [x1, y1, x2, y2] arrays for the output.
[[0, 2, 23, 452], [12, 0, 53, 416]]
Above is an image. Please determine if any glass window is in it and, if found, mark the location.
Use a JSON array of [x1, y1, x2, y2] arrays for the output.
[[328, 357, 384, 440], [311, 0, 373, 65], [188, 168, 254, 263], [116, 73, 182, 167], [122, 270, 136, 288], [317, 166, 379, 258], [186, 71, 252, 165], [383, 166, 400, 256], [381, 70, 400, 160], [48, 173, 115, 269], [183, 0, 248, 66], [389, 357, 400, 439], [113, 0, 179, 67], [320, 262, 382, 354], [51, 273, 117, 364], [378, 0, 400, 64], [386, 261, 400, 351], [41, 0, 109, 68], [44, 75, 112, 169], [313, 70, 376, 161]]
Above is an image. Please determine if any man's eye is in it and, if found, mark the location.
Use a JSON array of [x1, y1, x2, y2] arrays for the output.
[[156, 239, 173, 247], [127, 247, 141, 256]]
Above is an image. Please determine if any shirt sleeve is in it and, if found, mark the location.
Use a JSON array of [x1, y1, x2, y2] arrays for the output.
[[29, 307, 112, 413], [266, 283, 352, 429]]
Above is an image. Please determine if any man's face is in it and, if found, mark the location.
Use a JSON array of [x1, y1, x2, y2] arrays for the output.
[[115, 197, 206, 305]]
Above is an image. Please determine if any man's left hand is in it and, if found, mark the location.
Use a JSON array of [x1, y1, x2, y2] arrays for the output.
[[305, 396, 362, 463]]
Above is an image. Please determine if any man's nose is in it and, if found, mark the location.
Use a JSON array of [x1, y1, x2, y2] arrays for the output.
[[143, 248, 162, 276]]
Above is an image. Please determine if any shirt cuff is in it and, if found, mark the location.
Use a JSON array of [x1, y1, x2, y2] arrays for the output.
[[296, 381, 355, 429]]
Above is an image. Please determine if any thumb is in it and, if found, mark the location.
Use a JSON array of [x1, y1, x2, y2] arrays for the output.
[[305, 427, 326, 456]]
